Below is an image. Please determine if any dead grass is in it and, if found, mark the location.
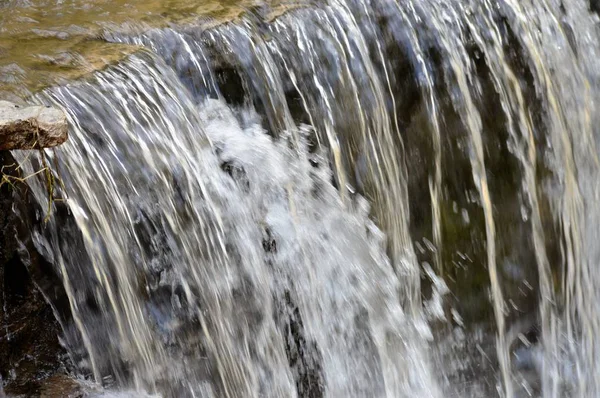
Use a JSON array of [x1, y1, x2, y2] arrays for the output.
[[1, 148, 66, 223]]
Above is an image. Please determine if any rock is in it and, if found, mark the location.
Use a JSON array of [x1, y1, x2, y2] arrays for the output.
[[40, 374, 83, 398], [0, 101, 68, 150], [0, 151, 72, 395]]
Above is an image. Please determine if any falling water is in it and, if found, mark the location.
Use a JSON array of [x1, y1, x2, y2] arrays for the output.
[[9, 0, 600, 396]]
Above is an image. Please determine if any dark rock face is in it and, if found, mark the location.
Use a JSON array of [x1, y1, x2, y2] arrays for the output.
[[0, 101, 68, 150], [0, 151, 71, 396]]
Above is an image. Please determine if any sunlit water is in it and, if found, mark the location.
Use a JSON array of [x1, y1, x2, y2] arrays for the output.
[[7, 0, 600, 397]]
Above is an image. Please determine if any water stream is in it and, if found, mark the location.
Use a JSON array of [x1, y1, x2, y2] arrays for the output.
[[7, 0, 600, 396]]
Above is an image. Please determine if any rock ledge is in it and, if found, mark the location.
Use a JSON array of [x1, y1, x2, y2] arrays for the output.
[[0, 101, 68, 150]]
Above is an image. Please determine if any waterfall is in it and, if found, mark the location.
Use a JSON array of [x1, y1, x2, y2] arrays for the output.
[[10, 0, 600, 396]]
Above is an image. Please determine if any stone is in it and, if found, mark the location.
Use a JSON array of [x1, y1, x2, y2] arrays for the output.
[[0, 152, 72, 396], [40, 374, 83, 398], [0, 100, 68, 150]]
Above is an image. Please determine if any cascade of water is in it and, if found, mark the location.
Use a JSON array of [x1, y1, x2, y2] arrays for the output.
[[16, 47, 440, 397], [9, 0, 600, 396]]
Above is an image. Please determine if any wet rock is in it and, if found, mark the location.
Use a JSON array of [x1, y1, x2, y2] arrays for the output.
[[40, 374, 83, 398], [0, 101, 68, 150], [274, 290, 324, 398], [0, 151, 72, 395]]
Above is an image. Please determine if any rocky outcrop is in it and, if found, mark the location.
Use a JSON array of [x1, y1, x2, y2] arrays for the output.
[[0, 101, 68, 150], [0, 99, 72, 394], [0, 151, 72, 396]]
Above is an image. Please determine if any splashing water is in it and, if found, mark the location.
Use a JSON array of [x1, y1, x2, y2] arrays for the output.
[[10, 0, 600, 397]]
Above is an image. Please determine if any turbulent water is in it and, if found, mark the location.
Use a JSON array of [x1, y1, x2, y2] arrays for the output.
[[9, 0, 600, 397]]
